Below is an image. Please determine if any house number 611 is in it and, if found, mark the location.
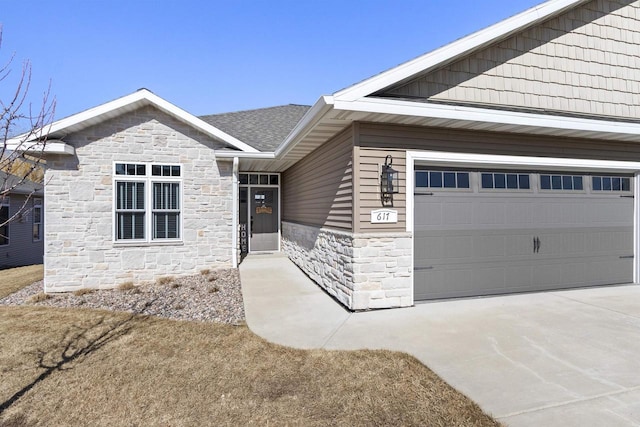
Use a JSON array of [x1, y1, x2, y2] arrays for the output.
[[370, 209, 398, 224]]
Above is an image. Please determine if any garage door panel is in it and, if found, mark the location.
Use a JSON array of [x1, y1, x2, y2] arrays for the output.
[[414, 171, 634, 301]]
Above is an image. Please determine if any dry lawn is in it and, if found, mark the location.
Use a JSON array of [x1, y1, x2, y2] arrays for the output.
[[0, 265, 43, 299], [0, 306, 500, 427]]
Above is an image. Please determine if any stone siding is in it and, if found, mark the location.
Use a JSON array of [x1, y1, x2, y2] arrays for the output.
[[44, 105, 233, 291], [282, 221, 412, 310]]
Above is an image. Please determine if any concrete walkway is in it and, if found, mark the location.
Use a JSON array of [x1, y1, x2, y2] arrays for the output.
[[240, 253, 640, 427]]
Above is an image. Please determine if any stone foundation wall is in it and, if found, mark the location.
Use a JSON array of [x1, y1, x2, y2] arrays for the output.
[[44, 106, 234, 292], [282, 221, 413, 310]]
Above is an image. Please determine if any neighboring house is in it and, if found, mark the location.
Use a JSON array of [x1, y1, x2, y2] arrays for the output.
[[0, 171, 44, 268], [10, 0, 640, 310]]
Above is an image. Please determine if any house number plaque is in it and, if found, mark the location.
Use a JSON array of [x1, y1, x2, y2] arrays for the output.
[[370, 209, 398, 224]]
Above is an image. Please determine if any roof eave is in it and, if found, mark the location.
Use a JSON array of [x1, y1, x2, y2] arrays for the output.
[[333, 98, 640, 141]]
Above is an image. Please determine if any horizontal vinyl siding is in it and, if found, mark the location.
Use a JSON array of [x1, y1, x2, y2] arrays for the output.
[[0, 194, 44, 268], [383, 0, 640, 119], [282, 127, 353, 230], [355, 121, 640, 232], [356, 148, 406, 232], [359, 123, 640, 161]]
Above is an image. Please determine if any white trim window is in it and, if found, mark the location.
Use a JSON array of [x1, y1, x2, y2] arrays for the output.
[[32, 198, 42, 241], [0, 196, 9, 246], [114, 163, 182, 242]]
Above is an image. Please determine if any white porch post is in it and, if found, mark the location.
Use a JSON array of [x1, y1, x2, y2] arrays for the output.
[[634, 173, 640, 284], [231, 157, 239, 268]]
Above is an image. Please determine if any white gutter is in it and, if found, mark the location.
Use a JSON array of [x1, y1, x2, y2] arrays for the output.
[[215, 151, 276, 159], [334, 98, 640, 139], [5, 140, 75, 155], [231, 156, 239, 268]]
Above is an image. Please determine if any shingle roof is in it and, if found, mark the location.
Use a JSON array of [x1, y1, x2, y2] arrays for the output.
[[200, 104, 311, 152]]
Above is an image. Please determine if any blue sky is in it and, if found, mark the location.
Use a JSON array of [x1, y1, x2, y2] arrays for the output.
[[1, 0, 542, 121]]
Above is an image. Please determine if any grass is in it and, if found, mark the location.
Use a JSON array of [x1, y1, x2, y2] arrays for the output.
[[0, 306, 500, 427], [0, 265, 43, 299]]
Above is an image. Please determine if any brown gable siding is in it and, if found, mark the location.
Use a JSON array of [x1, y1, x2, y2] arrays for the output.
[[282, 127, 353, 230], [380, 0, 640, 119]]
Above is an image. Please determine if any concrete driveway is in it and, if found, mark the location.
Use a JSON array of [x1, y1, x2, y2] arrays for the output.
[[240, 253, 640, 426]]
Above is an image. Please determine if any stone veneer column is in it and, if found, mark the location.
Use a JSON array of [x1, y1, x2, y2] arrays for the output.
[[282, 221, 412, 310]]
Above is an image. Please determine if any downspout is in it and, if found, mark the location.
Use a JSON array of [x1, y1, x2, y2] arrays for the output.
[[232, 156, 239, 268]]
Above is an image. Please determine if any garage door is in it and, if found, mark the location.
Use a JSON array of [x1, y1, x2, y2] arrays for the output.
[[414, 169, 634, 300]]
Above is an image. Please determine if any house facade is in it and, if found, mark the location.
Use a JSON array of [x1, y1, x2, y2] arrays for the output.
[[0, 172, 44, 268], [13, 0, 640, 310]]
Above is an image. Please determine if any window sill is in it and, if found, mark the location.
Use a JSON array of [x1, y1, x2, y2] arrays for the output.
[[113, 240, 184, 248]]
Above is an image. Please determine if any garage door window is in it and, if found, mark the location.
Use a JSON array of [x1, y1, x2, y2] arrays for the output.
[[481, 173, 530, 190], [592, 176, 631, 192], [415, 171, 469, 189], [540, 174, 583, 191]]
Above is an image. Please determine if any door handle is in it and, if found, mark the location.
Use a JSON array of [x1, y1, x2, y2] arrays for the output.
[[533, 236, 541, 254]]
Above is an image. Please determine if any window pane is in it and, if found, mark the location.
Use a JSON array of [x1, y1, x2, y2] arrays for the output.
[[415, 172, 428, 187], [592, 177, 602, 191], [612, 177, 621, 191], [33, 208, 42, 223], [239, 174, 248, 185], [551, 175, 562, 190], [457, 173, 470, 188], [116, 163, 126, 175], [506, 174, 518, 189], [33, 224, 41, 240], [117, 213, 145, 240], [519, 175, 530, 189], [494, 174, 506, 189], [573, 176, 583, 190], [136, 165, 146, 175], [127, 164, 136, 175], [481, 173, 493, 189], [270, 175, 279, 185], [562, 175, 573, 190], [162, 165, 171, 176], [541, 175, 551, 189], [171, 166, 181, 176], [152, 165, 161, 176], [154, 183, 179, 210], [429, 172, 442, 188], [623, 178, 631, 192], [249, 174, 258, 185], [259, 174, 269, 185], [603, 177, 612, 191], [443, 172, 456, 188], [153, 213, 180, 239]]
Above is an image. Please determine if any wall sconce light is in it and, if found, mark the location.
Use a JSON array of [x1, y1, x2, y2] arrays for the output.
[[380, 155, 399, 206]]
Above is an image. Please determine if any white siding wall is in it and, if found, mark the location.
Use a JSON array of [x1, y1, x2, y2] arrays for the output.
[[385, 0, 640, 119], [0, 194, 44, 268], [44, 106, 234, 291]]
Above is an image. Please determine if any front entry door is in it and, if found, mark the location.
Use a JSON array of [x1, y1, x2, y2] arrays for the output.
[[250, 188, 279, 251]]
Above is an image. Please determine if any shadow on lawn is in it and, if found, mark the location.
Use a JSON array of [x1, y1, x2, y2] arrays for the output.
[[0, 301, 156, 415]]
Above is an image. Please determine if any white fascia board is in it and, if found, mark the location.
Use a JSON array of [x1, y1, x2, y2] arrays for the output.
[[16, 89, 258, 153], [334, 0, 587, 101], [275, 96, 335, 158], [5, 140, 75, 155], [334, 98, 640, 138], [215, 151, 276, 159]]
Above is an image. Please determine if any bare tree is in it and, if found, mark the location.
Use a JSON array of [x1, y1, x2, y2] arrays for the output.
[[0, 29, 55, 242]]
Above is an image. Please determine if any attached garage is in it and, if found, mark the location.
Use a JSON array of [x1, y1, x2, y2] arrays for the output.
[[409, 153, 638, 301]]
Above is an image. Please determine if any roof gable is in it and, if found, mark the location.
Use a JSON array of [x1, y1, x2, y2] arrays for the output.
[[20, 89, 258, 153], [378, 0, 640, 119], [333, 0, 588, 102]]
